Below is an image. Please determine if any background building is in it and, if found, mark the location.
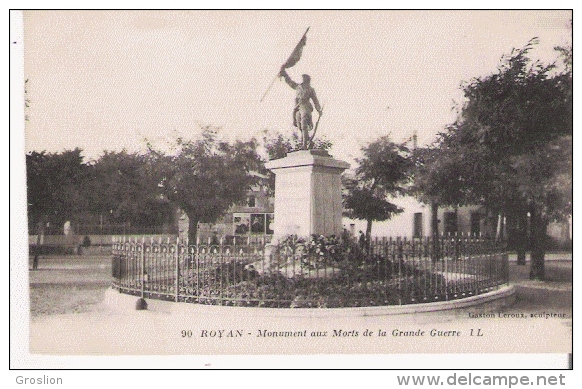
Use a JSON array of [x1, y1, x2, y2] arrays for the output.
[[182, 183, 274, 244]]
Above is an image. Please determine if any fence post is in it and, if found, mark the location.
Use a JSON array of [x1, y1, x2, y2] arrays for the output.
[[175, 236, 180, 302], [136, 236, 147, 310], [219, 237, 224, 306], [141, 236, 145, 297], [443, 233, 454, 301], [397, 237, 403, 305], [195, 239, 200, 302], [111, 236, 116, 284]]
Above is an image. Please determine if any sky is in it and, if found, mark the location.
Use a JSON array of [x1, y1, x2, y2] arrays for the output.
[[22, 10, 571, 165]]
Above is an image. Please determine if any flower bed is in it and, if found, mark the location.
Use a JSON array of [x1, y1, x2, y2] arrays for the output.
[[178, 235, 449, 308]]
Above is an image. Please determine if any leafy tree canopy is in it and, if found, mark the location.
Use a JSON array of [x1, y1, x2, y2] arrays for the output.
[[84, 150, 173, 227], [343, 136, 413, 241], [440, 38, 572, 220], [26, 148, 88, 230], [150, 127, 263, 242]]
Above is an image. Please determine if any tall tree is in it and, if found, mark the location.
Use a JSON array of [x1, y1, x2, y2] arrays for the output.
[[343, 136, 413, 243], [427, 39, 572, 279], [26, 148, 89, 231], [84, 150, 174, 229], [151, 128, 263, 242], [26, 148, 89, 268]]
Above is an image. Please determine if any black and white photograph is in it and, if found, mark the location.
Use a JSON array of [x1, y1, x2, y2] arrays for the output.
[[10, 8, 573, 372]]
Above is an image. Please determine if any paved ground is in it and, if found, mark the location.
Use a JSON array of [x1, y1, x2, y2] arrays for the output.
[[20, 254, 572, 367], [28, 256, 111, 317]]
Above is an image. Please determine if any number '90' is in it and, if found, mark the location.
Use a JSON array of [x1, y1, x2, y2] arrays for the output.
[[181, 330, 193, 337]]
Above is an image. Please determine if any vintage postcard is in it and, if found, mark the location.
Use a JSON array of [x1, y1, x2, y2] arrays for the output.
[[11, 9, 572, 370]]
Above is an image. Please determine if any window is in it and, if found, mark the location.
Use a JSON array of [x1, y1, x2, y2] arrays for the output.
[[233, 213, 250, 235], [250, 214, 265, 234], [470, 212, 481, 236], [413, 213, 423, 238], [247, 196, 256, 207], [444, 211, 458, 235], [234, 213, 274, 235]]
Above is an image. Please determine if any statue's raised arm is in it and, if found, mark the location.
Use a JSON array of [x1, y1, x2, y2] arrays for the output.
[[279, 68, 298, 90]]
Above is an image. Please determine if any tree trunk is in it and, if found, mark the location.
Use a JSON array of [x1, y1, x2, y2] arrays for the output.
[[529, 206, 547, 280], [431, 201, 440, 262], [365, 218, 373, 250], [431, 201, 439, 237], [507, 212, 526, 265], [515, 212, 527, 266], [495, 213, 505, 241], [187, 216, 199, 245]]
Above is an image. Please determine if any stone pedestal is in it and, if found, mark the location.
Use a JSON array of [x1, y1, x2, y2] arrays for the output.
[[265, 150, 350, 241]]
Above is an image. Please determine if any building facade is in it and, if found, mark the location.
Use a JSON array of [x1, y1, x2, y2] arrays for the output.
[[178, 187, 570, 248], [343, 195, 571, 249], [179, 184, 274, 244]]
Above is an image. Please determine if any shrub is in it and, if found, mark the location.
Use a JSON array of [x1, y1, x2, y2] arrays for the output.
[[274, 233, 363, 270], [82, 236, 92, 247]]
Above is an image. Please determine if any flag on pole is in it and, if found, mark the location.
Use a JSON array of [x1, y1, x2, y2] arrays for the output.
[[259, 27, 310, 102], [282, 27, 310, 69]]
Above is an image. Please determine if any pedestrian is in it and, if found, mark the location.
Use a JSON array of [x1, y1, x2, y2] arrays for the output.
[[358, 230, 366, 250]]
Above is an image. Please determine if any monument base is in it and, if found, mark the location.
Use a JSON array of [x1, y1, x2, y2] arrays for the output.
[[265, 149, 350, 242]]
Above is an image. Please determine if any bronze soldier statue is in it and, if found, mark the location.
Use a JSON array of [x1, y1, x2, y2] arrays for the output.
[[279, 67, 322, 149]]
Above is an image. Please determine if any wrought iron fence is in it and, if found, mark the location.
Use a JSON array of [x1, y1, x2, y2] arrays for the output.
[[111, 235, 509, 308]]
